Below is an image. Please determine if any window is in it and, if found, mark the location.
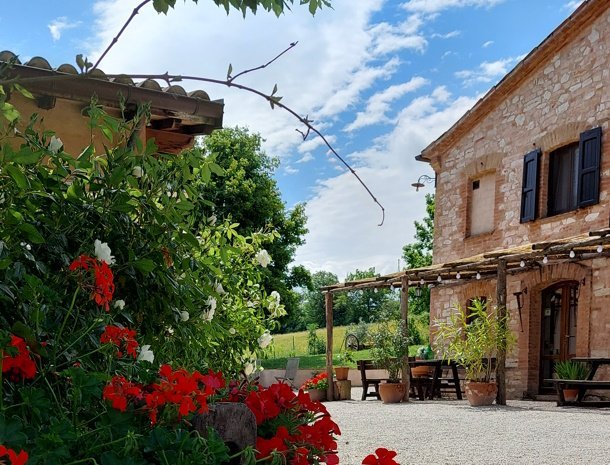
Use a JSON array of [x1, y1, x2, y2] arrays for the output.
[[520, 127, 602, 222], [469, 173, 495, 236], [548, 143, 578, 215]]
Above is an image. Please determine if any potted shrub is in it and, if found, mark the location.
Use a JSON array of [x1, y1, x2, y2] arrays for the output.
[[412, 345, 434, 377], [335, 349, 355, 381], [434, 298, 515, 406], [301, 372, 329, 401], [370, 320, 410, 403], [554, 360, 590, 402]]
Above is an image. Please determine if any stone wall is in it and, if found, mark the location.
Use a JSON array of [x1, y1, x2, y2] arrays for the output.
[[426, 6, 610, 399]]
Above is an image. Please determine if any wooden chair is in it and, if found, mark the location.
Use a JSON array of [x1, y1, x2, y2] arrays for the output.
[[357, 360, 388, 400], [275, 357, 300, 388]]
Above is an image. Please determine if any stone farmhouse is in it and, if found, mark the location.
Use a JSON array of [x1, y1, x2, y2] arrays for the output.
[[417, 0, 609, 398], [0, 50, 223, 154]]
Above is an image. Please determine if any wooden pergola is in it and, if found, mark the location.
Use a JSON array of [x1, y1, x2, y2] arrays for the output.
[[320, 228, 610, 404]]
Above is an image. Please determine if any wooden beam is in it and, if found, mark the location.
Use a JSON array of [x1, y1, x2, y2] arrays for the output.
[[496, 259, 507, 406], [400, 276, 410, 401], [325, 292, 334, 401]]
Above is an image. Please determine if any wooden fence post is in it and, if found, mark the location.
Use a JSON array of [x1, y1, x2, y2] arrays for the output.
[[325, 291, 334, 401], [400, 276, 410, 401], [496, 259, 507, 405]]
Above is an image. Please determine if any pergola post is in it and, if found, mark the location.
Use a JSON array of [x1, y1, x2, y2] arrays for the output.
[[496, 258, 507, 405], [400, 276, 410, 401], [325, 291, 334, 401]]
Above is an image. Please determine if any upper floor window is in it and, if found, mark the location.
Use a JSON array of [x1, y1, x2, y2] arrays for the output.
[[548, 143, 578, 216], [468, 172, 495, 236], [520, 126, 602, 222]]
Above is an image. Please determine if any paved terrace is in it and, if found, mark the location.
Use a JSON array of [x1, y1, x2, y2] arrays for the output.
[[325, 388, 610, 465]]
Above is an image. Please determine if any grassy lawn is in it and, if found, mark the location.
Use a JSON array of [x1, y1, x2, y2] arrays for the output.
[[262, 324, 421, 370]]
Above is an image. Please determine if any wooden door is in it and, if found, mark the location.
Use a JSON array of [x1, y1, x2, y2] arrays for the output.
[[539, 281, 578, 393]]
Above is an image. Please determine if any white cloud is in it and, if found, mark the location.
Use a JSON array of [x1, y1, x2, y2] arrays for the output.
[[455, 56, 520, 85], [48, 17, 81, 41], [401, 0, 504, 14], [284, 165, 299, 175], [563, 0, 584, 11], [296, 89, 479, 279], [431, 30, 461, 39], [369, 15, 428, 55], [482, 40, 494, 48], [296, 153, 314, 164], [345, 76, 429, 131]]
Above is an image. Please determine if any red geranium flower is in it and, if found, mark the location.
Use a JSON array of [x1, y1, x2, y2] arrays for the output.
[[1, 335, 37, 382], [362, 448, 399, 465], [69, 254, 115, 311], [100, 325, 139, 358], [102, 375, 143, 412], [0, 445, 29, 465]]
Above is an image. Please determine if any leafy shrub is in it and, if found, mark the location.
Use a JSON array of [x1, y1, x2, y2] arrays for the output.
[[307, 324, 326, 355]]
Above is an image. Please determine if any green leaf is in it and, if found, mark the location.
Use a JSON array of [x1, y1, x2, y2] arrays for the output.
[[0, 258, 11, 270], [1, 101, 20, 122], [5, 165, 29, 189], [9, 147, 43, 165], [0, 416, 27, 446], [18, 223, 46, 244], [133, 258, 156, 274], [227, 63, 233, 79]]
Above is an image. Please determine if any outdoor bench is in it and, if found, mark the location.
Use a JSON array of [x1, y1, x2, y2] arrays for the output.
[[357, 359, 434, 401], [546, 379, 610, 407], [357, 360, 388, 400]]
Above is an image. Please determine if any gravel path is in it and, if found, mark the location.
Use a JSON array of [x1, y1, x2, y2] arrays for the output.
[[324, 388, 610, 465]]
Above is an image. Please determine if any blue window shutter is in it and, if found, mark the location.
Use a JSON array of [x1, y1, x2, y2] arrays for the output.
[[577, 127, 602, 208], [520, 149, 540, 223]]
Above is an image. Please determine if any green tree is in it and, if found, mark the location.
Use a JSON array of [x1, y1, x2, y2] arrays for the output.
[[344, 268, 396, 324], [402, 193, 435, 315], [301, 271, 340, 328], [199, 127, 310, 330]]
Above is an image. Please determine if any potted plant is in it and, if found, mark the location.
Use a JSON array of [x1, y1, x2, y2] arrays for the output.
[[434, 298, 515, 406], [370, 320, 410, 403], [412, 345, 434, 377], [554, 360, 590, 402], [301, 372, 329, 402], [335, 349, 355, 381]]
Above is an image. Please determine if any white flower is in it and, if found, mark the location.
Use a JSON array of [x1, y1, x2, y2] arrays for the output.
[[255, 249, 271, 268], [258, 330, 273, 349], [209, 214, 217, 225], [229, 327, 236, 335], [244, 362, 255, 376], [132, 166, 143, 178], [179, 310, 190, 322], [167, 327, 175, 335], [202, 298, 216, 322], [0, 193, 5, 205], [113, 300, 126, 310], [94, 239, 115, 265], [137, 345, 154, 363], [270, 291, 280, 303], [215, 282, 225, 295], [48, 135, 63, 154]]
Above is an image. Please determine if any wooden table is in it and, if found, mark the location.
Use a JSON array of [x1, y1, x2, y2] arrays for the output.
[[546, 358, 610, 406], [409, 359, 462, 400]]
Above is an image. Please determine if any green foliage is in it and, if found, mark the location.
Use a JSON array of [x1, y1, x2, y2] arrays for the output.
[[197, 127, 309, 333], [153, 0, 332, 17], [343, 268, 396, 324], [433, 298, 516, 382], [369, 320, 410, 382], [336, 349, 354, 366], [415, 344, 434, 360], [554, 360, 589, 380], [346, 319, 371, 348], [306, 324, 326, 355]]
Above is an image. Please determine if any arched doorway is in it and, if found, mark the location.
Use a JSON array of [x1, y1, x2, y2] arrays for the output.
[[539, 281, 579, 394]]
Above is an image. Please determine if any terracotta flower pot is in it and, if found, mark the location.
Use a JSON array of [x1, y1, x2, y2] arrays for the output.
[[379, 382, 406, 404], [335, 366, 349, 381], [465, 381, 497, 406], [562, 388, 579, 402], [307, 388, 327, 402], [411, 366, 431, 378]]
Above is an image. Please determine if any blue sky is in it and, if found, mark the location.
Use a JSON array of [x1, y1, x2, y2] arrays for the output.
[[0, 0, 584, 279]]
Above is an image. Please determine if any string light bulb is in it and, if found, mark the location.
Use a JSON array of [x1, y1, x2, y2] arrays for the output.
[[597, 245, 603, 253], [476, 272, 481, 280], [520, 260, 525, 268], [420, 278, 425, 285], [542, 256, 548, 264], [569, 250, 575, 259], [456, 272, 461, 279]]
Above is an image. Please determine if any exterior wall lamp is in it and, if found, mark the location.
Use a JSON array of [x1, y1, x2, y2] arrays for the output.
[[411, 174, 435, 191]]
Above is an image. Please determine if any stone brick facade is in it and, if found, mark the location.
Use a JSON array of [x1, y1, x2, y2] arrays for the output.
[[420, 1, 610, 398]]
